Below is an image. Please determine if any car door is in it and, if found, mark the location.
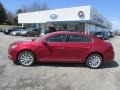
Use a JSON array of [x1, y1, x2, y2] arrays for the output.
[[38, 34, 67, 61], [63, 34, 93, 61]]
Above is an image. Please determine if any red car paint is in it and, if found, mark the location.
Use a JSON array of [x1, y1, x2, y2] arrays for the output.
[[8, 31, 114, 64]]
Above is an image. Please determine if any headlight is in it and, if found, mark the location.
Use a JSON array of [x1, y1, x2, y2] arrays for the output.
[[10, 45, 18, 49]]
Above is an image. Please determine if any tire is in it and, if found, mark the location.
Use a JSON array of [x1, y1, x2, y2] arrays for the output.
[[18, 51, 35, 66], [86, 54, 102, 69], [13, 61, 20, 65]]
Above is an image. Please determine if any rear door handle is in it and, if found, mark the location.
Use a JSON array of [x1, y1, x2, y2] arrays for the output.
[[59, 47, 64, 49], [85, 46, 91, 49]]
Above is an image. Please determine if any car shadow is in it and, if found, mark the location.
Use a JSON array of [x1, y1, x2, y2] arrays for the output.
[[100, 60, 119, 69], [33, 62, 86, 68], [32, 60, 119, 69]]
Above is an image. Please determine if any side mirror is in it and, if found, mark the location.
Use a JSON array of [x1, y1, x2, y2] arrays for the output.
[[42, 40, 48, 45], [32, 38, 36, 41]]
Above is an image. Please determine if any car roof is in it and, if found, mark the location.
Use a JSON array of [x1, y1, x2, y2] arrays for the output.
[[40, 31, 103, 42], [47, 31, 88, 36], [43, 31, 95, 39], [48, 31, 78, 34]]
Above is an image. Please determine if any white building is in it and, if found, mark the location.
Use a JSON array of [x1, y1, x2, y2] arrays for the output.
[[18, 5, 112, 35]]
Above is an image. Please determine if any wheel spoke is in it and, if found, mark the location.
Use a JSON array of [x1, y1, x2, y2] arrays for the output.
[[87, 54, 102, 68], [19, 52, 34, 66]]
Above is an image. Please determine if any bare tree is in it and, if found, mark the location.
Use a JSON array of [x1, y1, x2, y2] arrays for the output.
[[30, 2, 41, 12], [41, 3, 49, 10], [16, 9, 23, 14], [22, 5, 28, 13], [14, 9, 23, 24], [21, 2, 50, 13], [7, 11, 15, 25], [0, 2, 8, 24]]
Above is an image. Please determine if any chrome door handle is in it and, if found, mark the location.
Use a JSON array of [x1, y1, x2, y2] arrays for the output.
[[59, 47, 64, 49], [85, 46, 91, 49]]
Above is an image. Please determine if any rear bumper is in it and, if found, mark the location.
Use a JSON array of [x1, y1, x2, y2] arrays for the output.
[[103, 47, 114, 62]]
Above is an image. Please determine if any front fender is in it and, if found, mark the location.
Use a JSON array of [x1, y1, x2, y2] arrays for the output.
[[15, 44, 38, 60]]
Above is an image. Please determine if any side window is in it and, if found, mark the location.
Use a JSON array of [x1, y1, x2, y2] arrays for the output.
[[68, 34, 92, 42], [46, 34, 66, 42]]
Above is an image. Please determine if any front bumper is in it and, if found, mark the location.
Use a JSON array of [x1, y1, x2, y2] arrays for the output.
[[8, 46, 18, 61], [8, 54, 15, 60]]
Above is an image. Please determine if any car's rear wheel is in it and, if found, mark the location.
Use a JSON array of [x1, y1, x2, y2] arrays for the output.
[[18, 51, 35, 66], [86, 54, 102, 69], [27, 34, 30, 37]]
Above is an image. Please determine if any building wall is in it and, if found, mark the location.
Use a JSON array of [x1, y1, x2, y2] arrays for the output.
[[85, 23, 95, 34], [90, 7, 112, 29], [18, 5, 112, 34], [18, 6, 91, 23]]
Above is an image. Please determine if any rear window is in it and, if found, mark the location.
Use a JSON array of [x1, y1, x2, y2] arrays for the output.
[[67, 34, 92, 42]]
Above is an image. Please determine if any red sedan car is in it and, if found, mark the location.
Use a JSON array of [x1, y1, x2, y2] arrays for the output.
[[8, 31, 114, 68]]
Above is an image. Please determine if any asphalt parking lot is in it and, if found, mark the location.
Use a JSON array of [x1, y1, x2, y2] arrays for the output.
[[0, 33, 120, 90]]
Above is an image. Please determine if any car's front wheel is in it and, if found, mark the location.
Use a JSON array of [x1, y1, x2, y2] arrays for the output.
[[18, 51, 35, 66], [86, 54, 102, 69]]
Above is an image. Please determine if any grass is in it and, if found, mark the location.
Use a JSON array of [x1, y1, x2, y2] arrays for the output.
[[0, 25, 21, 29]]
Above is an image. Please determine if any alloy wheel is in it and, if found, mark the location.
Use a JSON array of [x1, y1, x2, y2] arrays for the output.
[[86, 54, 102, 69], [18, 51, 34, 66]]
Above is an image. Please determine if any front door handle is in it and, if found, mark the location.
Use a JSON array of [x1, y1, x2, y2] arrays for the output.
[[59, 47, 64, 49]]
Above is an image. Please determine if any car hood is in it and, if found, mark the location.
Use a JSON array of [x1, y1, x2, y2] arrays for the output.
[[10, 40, 34, 46]]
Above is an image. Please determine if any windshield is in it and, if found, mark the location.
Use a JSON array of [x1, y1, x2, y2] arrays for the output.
[[35, 37, 43, 42]]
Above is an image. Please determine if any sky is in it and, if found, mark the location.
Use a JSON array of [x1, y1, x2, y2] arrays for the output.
[[0, 0, 120, 30]]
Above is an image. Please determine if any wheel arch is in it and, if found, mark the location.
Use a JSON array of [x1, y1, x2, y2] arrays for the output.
[[86, 52, 104, 62], [16, 49, 37, 62]]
